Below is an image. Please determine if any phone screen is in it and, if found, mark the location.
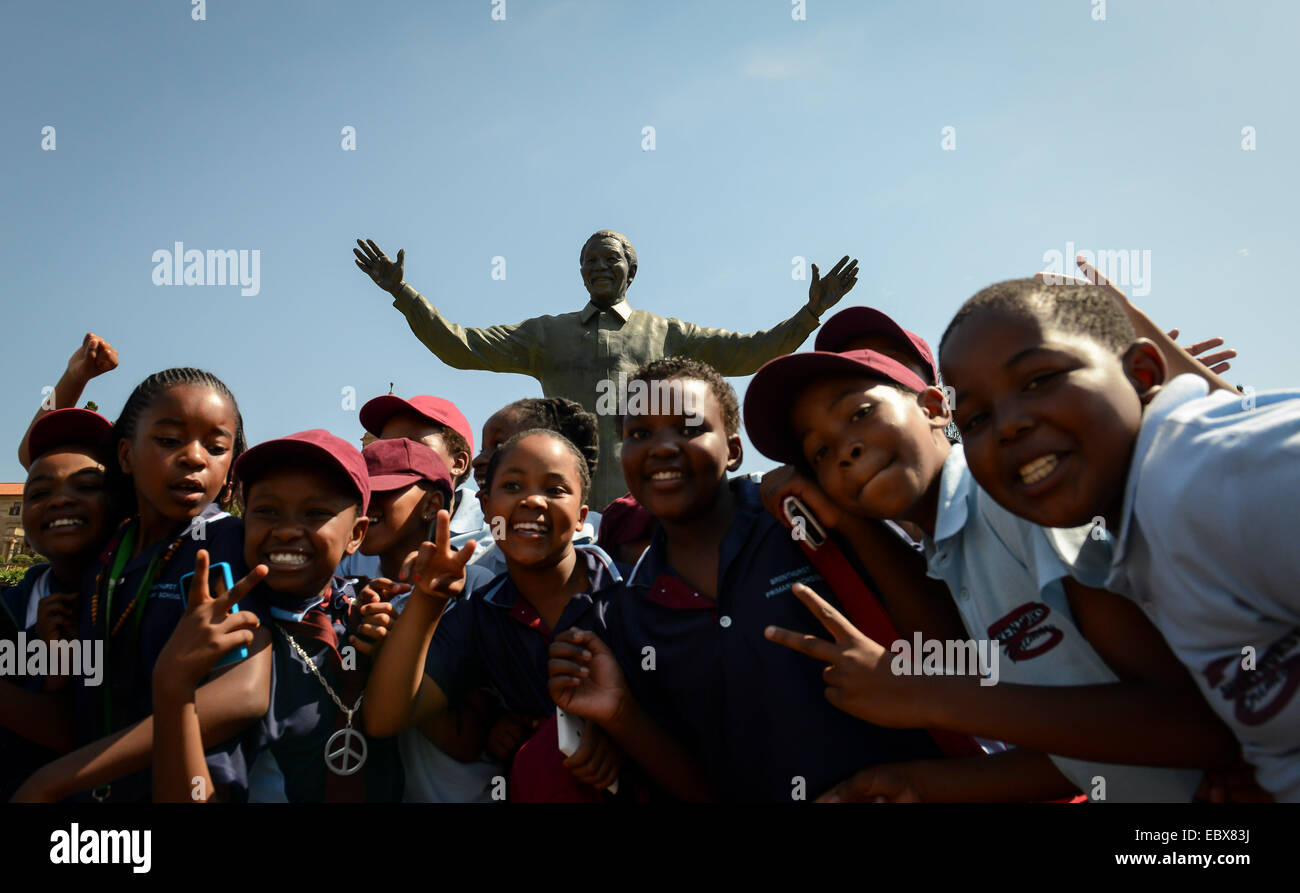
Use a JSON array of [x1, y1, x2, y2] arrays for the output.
[[207, 566, 229, 598]]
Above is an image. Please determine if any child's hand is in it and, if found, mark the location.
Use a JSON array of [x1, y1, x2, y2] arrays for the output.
[[764, 583, 925, 729], [486, 712, 540, 762], [153, 550, 266, 701], [35, 592, 77, 693], [818, 762, 929, 803], [759, 464, 841, 531], [348, 581, 399, 658], [563, 721, 623, 791], [1165, 329, 1237, 374], [806, 255, 859, 317], [64, 332, 119, 387], [35, 592, 77, 644], [548, 628, 630, 726], [354, 238, 406, 295], [399, 510, 476, 600]]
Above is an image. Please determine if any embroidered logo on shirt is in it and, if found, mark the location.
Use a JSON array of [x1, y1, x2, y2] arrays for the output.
[[1202, 628, 1300, 727], [987, 602, 1064, 662], [150, 582, 183, 601], [765, 568, 823, 599]]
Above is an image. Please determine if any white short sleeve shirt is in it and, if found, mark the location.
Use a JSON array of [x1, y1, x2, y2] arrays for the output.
[[1104, 374, 1300, 802], [925, 446, 1202, 802]]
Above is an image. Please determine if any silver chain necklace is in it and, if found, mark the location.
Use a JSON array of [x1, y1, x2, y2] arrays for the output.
[[273, 624, 367, 776]]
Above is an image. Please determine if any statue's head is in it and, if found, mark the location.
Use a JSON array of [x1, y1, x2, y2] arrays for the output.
[[580, 230, 637, 307]]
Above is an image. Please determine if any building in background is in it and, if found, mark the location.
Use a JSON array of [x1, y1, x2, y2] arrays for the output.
[[0, 484, 25, 561]]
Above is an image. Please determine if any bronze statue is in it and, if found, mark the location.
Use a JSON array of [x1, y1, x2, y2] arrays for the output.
[[355, 231, 857, 509]]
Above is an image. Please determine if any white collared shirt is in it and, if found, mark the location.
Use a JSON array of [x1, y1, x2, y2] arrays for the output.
[[1104, 374, 1300, 801], [924, 446, 1202, 801]]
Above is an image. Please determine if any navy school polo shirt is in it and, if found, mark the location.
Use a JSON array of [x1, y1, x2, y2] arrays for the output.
[[66, 503, 246, 802], [216, 578, 403, 803], [604, 477, 944, 802], [0, 565, 62, 800], [424, 545, 627, 719]]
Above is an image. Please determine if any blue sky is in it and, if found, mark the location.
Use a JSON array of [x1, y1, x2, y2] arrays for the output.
[[2, 0, 1296, 485]]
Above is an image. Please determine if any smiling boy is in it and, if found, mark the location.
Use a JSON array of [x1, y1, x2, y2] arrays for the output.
[[939, 278, 1300, 801], [0, 409, 113, 798], [746, 315, 1231, 800], [227, 429, 403, 802]]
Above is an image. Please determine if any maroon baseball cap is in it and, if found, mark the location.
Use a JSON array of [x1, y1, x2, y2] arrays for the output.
[[744, 349, 931, 465], [814, 306, 937, 384], [27, 408, 114, 465], [235, 429, 370, 514], [359, 395, 474, 455], [363, 437, 453, 498]]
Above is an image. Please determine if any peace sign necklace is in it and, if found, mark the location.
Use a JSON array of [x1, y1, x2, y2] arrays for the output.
[[273, 626, 367, 776]]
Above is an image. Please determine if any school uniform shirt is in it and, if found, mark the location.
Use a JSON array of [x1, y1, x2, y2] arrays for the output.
[[0, 563, 51, 634], [380, 560, 503, 802], [0, 565, 62, 800], [424, 544, 624, 719], [924, 445, 1201, 802], [226, 578, 403, 803], [71, 502, 247, 802], [1102, 374, 1300, 802], [605, 477, 943, 802], [0, 565, 56, 699]]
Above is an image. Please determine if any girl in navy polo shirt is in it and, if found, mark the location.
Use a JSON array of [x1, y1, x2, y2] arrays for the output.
[[550, 357, 946, 802], [366, 427, 626, 800], [12, 368, 272, 803]]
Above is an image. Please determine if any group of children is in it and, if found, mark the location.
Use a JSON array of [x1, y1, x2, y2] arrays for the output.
[[2, 252, 1296, 803]]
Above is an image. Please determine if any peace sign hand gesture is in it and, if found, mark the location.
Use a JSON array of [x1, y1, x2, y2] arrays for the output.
[[400, 510, 477, 601], [807, 255, 859, 317], [353, 238, 406, 295], [154, 550, 267, 697], [764, 583, 926, 729]]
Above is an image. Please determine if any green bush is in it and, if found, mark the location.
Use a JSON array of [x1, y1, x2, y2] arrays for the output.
[[0, 566, 29, 587]]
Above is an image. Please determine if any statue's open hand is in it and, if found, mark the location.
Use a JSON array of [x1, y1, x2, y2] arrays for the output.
[[354, 238, 405, 294], [808, 255, 859, 316]]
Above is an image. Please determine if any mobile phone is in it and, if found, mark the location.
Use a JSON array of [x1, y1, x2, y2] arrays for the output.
[[781, 495, 828, 549], [178, 562, 248, 667], [555, 706, 618, 795]]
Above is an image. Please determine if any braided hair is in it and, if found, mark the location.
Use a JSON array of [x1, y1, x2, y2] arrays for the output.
[[109, 367, 247, 515], [484, 427, 593, 504], [506, 397, 599, 481]]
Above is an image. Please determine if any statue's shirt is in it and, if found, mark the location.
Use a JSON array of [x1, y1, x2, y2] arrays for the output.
[[393, 284, 819, 508]]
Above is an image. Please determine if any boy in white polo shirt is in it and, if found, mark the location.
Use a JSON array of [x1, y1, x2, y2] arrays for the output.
[[940, 278, 1300, 801], [746, 310, 1234, 802]]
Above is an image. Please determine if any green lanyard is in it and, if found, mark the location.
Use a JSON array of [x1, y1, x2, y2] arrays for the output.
[[99, 523, 167, 737]]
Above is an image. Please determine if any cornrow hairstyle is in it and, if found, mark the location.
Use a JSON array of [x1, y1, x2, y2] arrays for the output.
[[580, 229, 637, 275], [108, 368, 247, 516], [484, 427, 592, 505], [939, 278, 1138, 361], [505, 397, 599, 481], [624, 356, 740, 437]]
